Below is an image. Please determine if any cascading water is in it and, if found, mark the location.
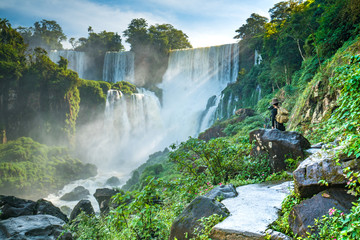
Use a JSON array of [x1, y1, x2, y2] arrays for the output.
[[49, 50, 88, 79], [97, 88, 163, 169], [160, 43, 240, 140], [103, 51, 135, 83], [46, 43, 240, 213]]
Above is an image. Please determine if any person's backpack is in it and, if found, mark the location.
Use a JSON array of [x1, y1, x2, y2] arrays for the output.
[[276, 107, 289, 123]]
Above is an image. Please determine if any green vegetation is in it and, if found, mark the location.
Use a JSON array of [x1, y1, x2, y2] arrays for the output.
[[0, 137, 96, 199], [64, 1, 360, 237], [270, 191, 302, 236], [123, 18, 192, 86], [17, 19, 66, 51], [74, 28, 125, 79], [304, 203, 360, 239], [2, 0, 360, 238]]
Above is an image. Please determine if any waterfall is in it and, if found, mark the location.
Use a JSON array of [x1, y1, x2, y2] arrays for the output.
[[254, 50, 262, 65], [49, 50, 88, 78], [160, 43, 240, 139], [256, 85, 262, 102], [103, 51, 135, 83], [100, 88, 163, 169]]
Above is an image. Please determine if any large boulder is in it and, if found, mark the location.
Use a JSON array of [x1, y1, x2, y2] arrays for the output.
[[93, 188, 120, 215], [293, 146, 360, 198], [289, 188, 357, 237], [69, 200, 95, 221], [170, 196, 229, 240], [249, 129, 311, 172], [0, 214, 67, 240], [60, 186, 90, 201], [0, 195, 36, 220], [0, 196, 67, 222], [35, 199, 68, 222], [204, 184, 238, 201]]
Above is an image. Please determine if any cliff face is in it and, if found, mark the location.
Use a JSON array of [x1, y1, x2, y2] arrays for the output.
[[0, 58, 110, 147], [289, 38, 360, 132]]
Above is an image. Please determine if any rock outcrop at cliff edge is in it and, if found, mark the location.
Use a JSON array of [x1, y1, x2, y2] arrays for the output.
[[293, 146, 360, 198], [249, 129, 311, 172]]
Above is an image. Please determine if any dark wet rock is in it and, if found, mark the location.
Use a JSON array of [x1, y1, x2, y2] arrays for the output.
[[289, 188, 357, 237], [198, 124, 227, 142], [204, 184, 238, 201], [0, 195, 36, 220], [293, 146, 360, 198], [0, 195, 68, 223], [60, 186, 90, 201], [199, 108, 255, 141], [170, 196, 229, 240], [35, 199, 68, 223], [60, 206, 72, 217], [249, 129, 311, 172], [235, 108, 256, 117], [105, 176, 121, 187], [0, 214, 66, 240], [93, 188, 121, 215], [69, 200, 94, 221]]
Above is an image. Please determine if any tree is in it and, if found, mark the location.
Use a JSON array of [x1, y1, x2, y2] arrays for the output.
[[234, 13, 268, 51], [17, 19, 66, 51], [123, 18, 150, 52], [74, 28, 124, 79], [0, 18, 26, 94], [123, 18, 192, 85], [234, 13, 268, 41]]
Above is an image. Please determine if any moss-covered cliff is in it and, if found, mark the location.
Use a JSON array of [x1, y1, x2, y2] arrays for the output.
[[0, 137, 97, 200]]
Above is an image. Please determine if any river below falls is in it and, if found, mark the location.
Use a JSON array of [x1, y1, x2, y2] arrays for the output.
[[45, 171, 127, 215]]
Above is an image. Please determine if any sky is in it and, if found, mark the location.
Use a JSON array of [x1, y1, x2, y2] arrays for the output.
[[0, 0, 280, 50]]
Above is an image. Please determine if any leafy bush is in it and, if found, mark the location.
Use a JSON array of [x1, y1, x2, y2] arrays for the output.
[[303, 202, 360, 240], [191, 214, 225, 240], [0, 137, 96, 199], [169, 137, 249, 185], [270, 191, 302, 237], [112, 81, 137, 95], [111, 178, 166, 240]]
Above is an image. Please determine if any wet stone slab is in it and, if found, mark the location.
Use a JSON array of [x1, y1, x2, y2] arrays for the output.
[[211, 181, 292, 240]]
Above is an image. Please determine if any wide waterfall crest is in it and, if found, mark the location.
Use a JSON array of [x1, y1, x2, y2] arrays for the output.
[[160, 43, 240, 141], [49, 50, 88, 79], [103, 51, 135, 83]]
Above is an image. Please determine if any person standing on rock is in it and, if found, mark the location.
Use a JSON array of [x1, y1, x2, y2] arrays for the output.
[[270, 98, 286, 131]]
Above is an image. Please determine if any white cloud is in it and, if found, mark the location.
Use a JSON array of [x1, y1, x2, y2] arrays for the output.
[[2, 0, 167, 50]]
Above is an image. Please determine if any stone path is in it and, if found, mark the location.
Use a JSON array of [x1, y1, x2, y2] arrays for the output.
[[211, 181, 292, 240]]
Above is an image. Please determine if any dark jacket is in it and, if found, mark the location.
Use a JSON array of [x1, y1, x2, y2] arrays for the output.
[[271, 107, 285, 131]]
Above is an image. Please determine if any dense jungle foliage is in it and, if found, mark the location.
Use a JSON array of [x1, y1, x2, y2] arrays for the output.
[[0, 19, 136, 199], [63, 0, 360, 239], [2, 0, 360, 239], [123, 18, 192, 86], [0, 137, 97, 199]]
